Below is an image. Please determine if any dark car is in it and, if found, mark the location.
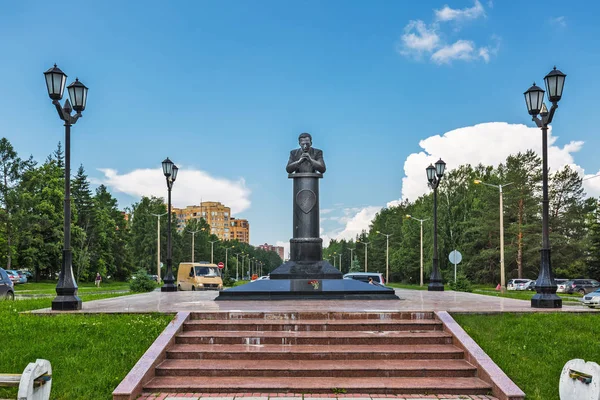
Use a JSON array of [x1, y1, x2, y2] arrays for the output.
[[564, 279, 600, 295], [0, 268, 15, 300]]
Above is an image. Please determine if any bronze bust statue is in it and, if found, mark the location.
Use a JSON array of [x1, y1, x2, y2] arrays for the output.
[[286, 133, 326, 174]]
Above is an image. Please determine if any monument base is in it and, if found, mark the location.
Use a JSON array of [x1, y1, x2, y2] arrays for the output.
[[269, 260, 343, 280], [215, 278, 399, 301]]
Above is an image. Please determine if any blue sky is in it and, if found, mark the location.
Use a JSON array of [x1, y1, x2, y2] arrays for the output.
[[2, 0, 600, 253]]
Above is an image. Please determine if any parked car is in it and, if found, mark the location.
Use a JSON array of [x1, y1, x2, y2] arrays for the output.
[[18, 270, 33, 280], [16, 271, 27, 284], [555, 278, 569, 293], [582, 288, 600, 308], [343, 272, 385, 285], [0, 268, 15, 300], [507, 279, 532, 291], [528, 278, 569, 291], [5, 270, 20, 284], [250, 276, 270, 282], [564, 279, 600, 295]]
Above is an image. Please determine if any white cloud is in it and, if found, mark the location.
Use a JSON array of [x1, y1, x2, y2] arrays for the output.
[[94, 167, 251, 214], [324, 121, 593, 244], [435, 0, 485, 22], [398, 20, 440, 58], [431, 40, 477, 64], [550, 16, 567, 28], [331, 206, 382, 241], [397, 3, 497, 65], [583, 173, 600, 198], [400, 122, 584, 201]]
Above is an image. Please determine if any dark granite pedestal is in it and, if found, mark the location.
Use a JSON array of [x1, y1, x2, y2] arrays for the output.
[[216, 277, 399, 301]]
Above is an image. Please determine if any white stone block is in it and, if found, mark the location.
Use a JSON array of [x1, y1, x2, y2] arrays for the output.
[[559, 358, 600, 400]]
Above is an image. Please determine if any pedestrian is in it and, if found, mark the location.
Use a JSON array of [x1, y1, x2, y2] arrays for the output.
[[95, 272, 102, 288]]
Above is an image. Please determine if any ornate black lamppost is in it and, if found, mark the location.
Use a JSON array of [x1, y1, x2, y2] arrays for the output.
[[426, 158, 446, 291], [44, 65, 88, 311], [161, 157, 179, 292], [524, 67, 566, 308]]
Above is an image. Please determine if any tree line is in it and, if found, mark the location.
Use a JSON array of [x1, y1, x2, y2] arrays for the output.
[[0, 138, 282, 282], [324, 150, 600, 284]]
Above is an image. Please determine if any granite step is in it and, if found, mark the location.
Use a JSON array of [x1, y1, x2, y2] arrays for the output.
[[175, 330, 453, 345], [144, 376, 492, 395], [183, 318, 442, 332], [155, 359, 478, 378], [166, 343, 465, 360], [189, 311, 436, 321]]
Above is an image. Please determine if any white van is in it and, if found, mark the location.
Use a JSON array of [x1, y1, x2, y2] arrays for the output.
[[177, 262, 223, 291]]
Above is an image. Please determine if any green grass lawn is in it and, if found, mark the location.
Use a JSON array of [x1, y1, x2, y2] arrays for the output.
[[14, 281, 131, 295], [387, 282, 431, 290], [453, 312, 600, 400], [471, 285, 582, 304], [0, 295, 173, 400]]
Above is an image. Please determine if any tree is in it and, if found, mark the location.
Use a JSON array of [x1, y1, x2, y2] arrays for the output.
[[0, 138, 34, 269], [71, 165, 94, 280], [14, 160, 64, 279]]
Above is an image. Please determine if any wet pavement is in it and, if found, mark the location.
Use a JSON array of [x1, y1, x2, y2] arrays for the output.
[[31, 288, 596, 314]]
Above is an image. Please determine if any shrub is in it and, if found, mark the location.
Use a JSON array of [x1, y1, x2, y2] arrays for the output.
[[449, 274, 473, 292], [129, 270, 157, 293]]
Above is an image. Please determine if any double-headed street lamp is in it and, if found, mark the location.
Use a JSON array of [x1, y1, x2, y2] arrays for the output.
[[426, 158, 446, 291], [474, 180, 513, 289], [376, 231, 392, 283], [523, 66, 566, 308], [357, 240, 370, 272], [161, 157, 179, 292], [44, 64, 88, 311], [405, 215, 429, 287], [151, 212, 168, 282]]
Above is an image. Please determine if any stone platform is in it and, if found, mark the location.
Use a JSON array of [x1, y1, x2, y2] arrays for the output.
[[216, 278, 399, 301]]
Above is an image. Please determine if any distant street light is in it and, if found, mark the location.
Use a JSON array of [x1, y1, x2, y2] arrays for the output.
[[474, 180, 514, 289], [426, 158, 446, 291], [225, 246, 234, 273], [357, 240, 370, 272], [405, 215, 429, 287], [186, 228, 201, 263], [44, 64, 88, 311], [151, 212, 168, 282], [234, 252, 242, 281], [524, 66, 566, 308], [161, 157, 179, 292], [376, 231, 392, 283], [209, 240, 218, 264]]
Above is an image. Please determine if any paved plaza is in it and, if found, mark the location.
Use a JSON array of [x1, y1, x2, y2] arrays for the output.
[[34, 287, 596, 314]]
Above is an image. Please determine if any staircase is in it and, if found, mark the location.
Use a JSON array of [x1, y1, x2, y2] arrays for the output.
[[142, 311, 492, 396]]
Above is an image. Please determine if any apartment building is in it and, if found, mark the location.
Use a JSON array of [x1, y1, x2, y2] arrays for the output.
[[171, 201, 249, 243], [258, 243, 284, 260]]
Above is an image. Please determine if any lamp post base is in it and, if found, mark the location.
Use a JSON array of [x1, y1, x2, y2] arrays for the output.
[[52, 295, 82, 311], [428, 282, 444, 291], [531, 293, 562, 308], [161, 283, 177, 292]]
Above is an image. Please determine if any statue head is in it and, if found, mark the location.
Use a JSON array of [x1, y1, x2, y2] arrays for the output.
[[298, 132, 312, 153]]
